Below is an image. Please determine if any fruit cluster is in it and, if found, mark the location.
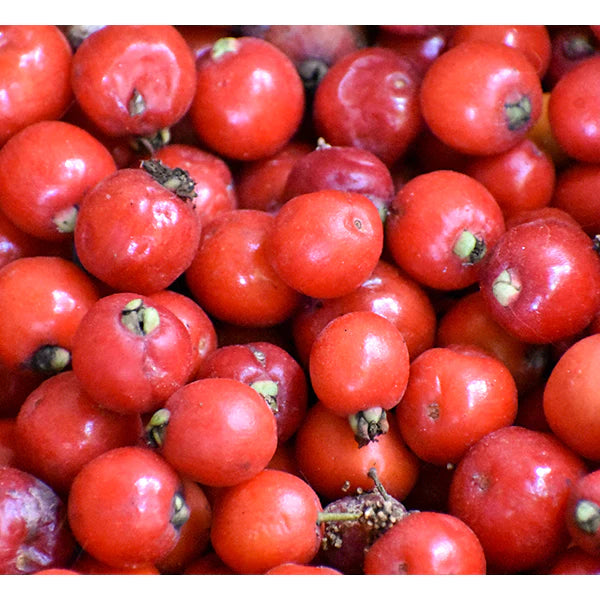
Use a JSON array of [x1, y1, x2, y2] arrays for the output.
[[2, 24, 600, 576]]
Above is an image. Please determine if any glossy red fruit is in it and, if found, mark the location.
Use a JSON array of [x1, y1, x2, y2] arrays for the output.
[[478, 215, 600, 344], [449, 25, 551, 79], [196, 341, 308, 443], [282, 141, 395, 220], [385, 170, 505, 291], [0, 26, 73, 147], [545, 26, 600, 89], [185, 209, 302, 327], [363, 511, 487, 575], [71, 25, 197, 139], [150, 378, 278, 488], [395, 345, 518, 466], [313, 46, 423, 166], [420, 40, 543, 155], [70, 293, 194, 415], [436, 290, 549, 395], [0, 466, 76, 574], [309, 311, 409, 435], [543, 334, 600, 461], [0, 120, 116, 242], [67, 446, 189, 568], [545, 547, 600, 575], [155, 477, 212, 574], [375, 27, 450, 77], [190, 36, 305, 161], [253, 25, 367, 94], [0, 256, 99, 375], [448, 426, 587, 574], [548, 56, 600, 162], [15, 371, 143, 495], [267, 190, 384, 299], [264, 563, 342, 575], [210, 469, 323, 574], [0, 209, 70, 271], [74, 163, 201, 295]]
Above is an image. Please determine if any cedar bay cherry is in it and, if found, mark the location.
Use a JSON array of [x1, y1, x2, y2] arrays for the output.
[[308, 310, 410, 445], [189, 36, 305, 161], [67, 446, 189, 568], [148, 377, 278, 488], [478, 215, 600, 344], [564, 470, 600, 557], [385, 169, 506, 291], [313, 46, 423, 166], [316, 467, 410, 574], [74, 160, 201, 295], [0, 466, 76, 574], [0, 256, 99, 376], [266, 189, 384, 299], [420, 40, 543, 156], [0, 26, 73, 146], [70, 25, 197, 144], [70, 293, 194, 415], [196, 341, 308, 443]]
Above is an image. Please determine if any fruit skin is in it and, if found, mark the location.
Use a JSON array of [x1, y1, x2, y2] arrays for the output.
[[385, 169, 506, 291], [543, 334, 600, 461], [210, 468, 323, 574], [313, 46, 423, 166], [420, 40, 543, 155], [14, 371, 143, 495], [70, 292, 194, 415], [294, 401, 419, 502], [74, 167, 201, 295], [189, 36, 305, 161], [478, 215, 600, 344], [0, 119, 117, 242], [548, 55, 600, 162], [448, 426, 587, 574], [71, 25, 197, 138], [564, 470, 600, 557], [67, 446, 187, 569], [0, 26, 73, 146], [156, 377, 278, 488], [395, 344, 518, 466], [0, 255, 100, 373], [309, 310, 410, 417], [267, 190, 384, 299], [0, 465, 76, 574], [363, 511, 487, 575], [196, 341, 308, 443], [185, 209, 301, 327]]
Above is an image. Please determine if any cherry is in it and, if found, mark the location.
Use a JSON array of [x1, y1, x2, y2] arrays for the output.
[[0, 466, 76, 574], [478, 215, 600, 344], [313, 46, 423, 166], [282, 139, 396, 220], [316, 467, 409, 574]]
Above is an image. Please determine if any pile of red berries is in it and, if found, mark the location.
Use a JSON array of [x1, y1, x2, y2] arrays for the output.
[[3, 24, 600, 576]]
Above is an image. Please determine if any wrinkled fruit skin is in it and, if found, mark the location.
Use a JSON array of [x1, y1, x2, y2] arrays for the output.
[[0, 466, 75, 574]]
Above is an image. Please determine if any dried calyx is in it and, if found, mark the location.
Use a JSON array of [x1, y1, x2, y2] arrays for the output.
[[348, 407, 389, 447], [317, 467, 411, 569], [141, 159, 197, 200]]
